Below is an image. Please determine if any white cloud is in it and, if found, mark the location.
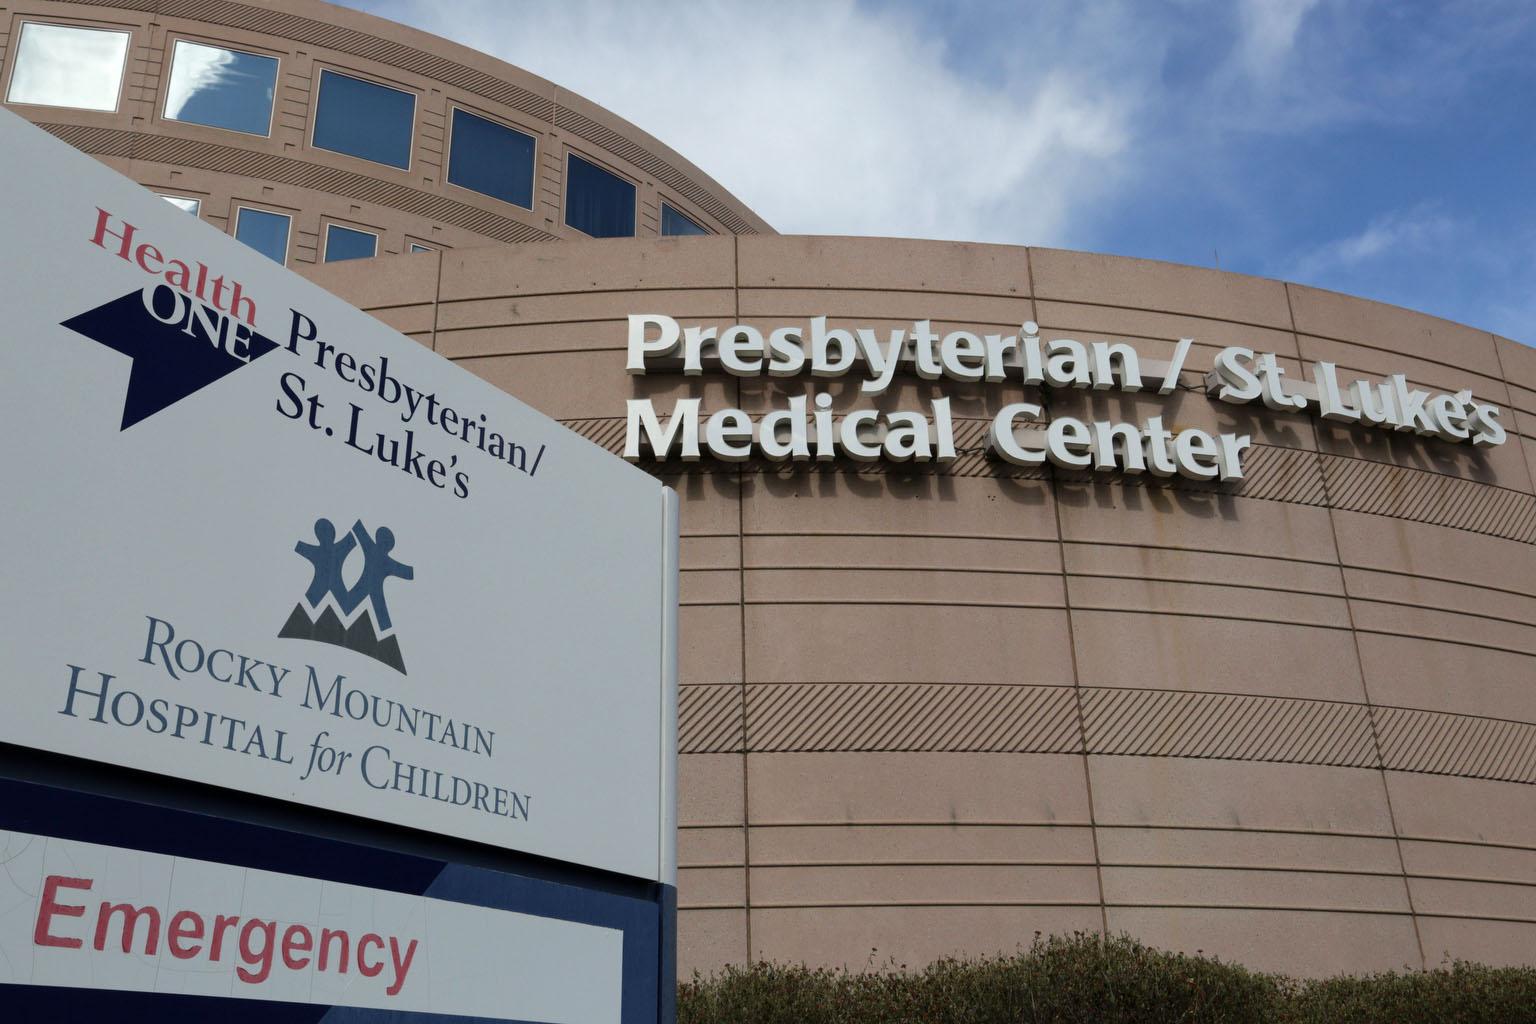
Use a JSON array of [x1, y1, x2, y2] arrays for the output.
[[7, 22, 128, 112], [343, 0, 1536, 344], [1286, 206, 1463, 282], [1282, 208, 1536, 346], [359, 0, 1137, 245], [1485, 281, 1536, 347], [1234, 0, 1323, 79], [164, 41, 238, 121]]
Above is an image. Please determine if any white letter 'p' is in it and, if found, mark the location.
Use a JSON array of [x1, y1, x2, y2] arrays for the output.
[[626, 314, 681, 374]]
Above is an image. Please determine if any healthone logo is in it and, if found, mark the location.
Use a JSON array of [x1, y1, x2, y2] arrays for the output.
[[66, 210, 276, 428], [279, 518, 414, 673], [61, 283, 278, 428]]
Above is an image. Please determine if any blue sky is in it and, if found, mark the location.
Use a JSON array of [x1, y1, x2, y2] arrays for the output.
[[346, 0, 1535, 344]]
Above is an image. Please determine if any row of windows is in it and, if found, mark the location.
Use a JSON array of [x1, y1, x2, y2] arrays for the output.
[[6, 20, 713, 240], [158, 192, 432, 265]]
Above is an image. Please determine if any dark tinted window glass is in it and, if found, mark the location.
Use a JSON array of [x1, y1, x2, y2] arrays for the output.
[[234, 207, 289, 264], [661, 203, 709, 236], [165, 40, 277, 136], [448, 109, 534, 208], [565, 154, 634, 238], [324, 224, 377, 263], [312, 70, 414, 169]]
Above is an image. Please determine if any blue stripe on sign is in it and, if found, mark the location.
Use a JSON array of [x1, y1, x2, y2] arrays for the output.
[[0, 777, 443, 895], [658, 881, 678, 1024], [0, 985, 543, 1023], [0, 778, 670, 1024]]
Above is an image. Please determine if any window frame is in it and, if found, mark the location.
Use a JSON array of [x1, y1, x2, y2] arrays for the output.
[[660, 200, 711, 237], [562, 149, 638, 240], [444, 103, 538, 211], [321, 220, 381, 264], [407, 241, 438, 254], [231, 203, 292, 266], [308, 66, 418, 172], [160, 35, 280, 139], [5, 19, 132, 114]]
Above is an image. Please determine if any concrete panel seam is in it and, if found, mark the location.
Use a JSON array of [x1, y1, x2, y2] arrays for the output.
[[1019, 295, 1301, 338], [1296, 278, 1429, 970], [428, 248, 442, 352], [1489, 330, 1536, 501], [1030, 245, 1111, 938], [732, 233, 753, 961]]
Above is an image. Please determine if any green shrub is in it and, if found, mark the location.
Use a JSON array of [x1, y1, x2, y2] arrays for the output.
[[1286, 960, 1536, 1024], [676, 932, 1536, 1024]]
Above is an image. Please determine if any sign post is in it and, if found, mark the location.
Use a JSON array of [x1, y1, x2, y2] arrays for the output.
[[0, 108, 677, 1024]]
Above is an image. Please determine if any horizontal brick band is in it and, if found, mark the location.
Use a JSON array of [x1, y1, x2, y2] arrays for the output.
[[557, 416, 1536, 546], [1321, 454, 1536, 541], [680, 685, 743, 754], [1375, 705, 1536, 784], [1081, 688, 1378, 768], [677, 683, 1536, 786], [748, 683, 1081, 754]]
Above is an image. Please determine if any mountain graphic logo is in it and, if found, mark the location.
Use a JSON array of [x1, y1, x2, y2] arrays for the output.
[[279, 518, 414, 674]]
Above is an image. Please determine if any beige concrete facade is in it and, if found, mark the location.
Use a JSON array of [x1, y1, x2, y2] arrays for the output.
[[306, 236, 1536, 979], [12, 0, 1536, 985]]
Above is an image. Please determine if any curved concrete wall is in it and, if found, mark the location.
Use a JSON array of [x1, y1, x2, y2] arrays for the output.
[[0, 0, 770, 261], [309, 236, 1536, 980]]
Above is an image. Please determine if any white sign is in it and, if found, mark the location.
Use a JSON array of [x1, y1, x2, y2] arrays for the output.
[[0, 830, 622, 1022], [623, 313, 1507, 477], [0, 109, 678, 884]]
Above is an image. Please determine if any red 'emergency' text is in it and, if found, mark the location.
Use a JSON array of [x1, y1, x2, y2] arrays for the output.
[[33, 875, 419, 996]]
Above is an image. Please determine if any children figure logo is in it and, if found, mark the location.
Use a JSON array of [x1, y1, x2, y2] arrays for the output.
[[279, 518, 415, 673]]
